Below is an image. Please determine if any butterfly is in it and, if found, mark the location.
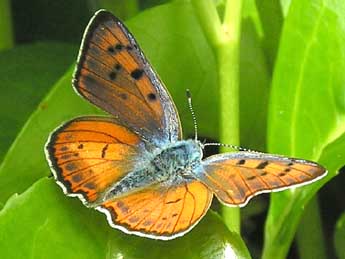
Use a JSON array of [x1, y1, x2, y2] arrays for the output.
[[45, 10, 327, 240]]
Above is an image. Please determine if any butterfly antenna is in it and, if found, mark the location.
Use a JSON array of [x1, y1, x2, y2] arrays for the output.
[[203, 142, 261, 153], [186, 89, 198, 141]]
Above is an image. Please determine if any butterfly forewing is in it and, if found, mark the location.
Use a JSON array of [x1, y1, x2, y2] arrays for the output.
[[46, 116, 147, 206], [200, 152, 327, 206], [98, 180, 212, 240], [73, 10, 181, 145]]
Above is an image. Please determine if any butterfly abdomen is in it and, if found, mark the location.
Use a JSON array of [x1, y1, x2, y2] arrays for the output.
[[104, 167, 158, 199]]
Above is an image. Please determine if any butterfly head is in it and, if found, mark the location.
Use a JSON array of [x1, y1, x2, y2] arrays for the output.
[[184, 139, 204, 165], [176, 139, 204, 176]]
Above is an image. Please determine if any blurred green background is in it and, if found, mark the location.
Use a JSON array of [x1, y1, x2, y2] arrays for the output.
[[1, 1, 345, 259]]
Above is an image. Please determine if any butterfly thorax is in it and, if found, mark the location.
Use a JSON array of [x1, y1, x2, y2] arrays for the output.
[[103, 140, 203, 200], [151, 139, 202, 176]]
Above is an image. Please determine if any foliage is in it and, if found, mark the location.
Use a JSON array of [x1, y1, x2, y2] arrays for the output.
[[0, 0, 344, 258]]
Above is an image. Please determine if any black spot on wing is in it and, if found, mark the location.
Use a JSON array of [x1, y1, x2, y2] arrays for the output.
[[66, 163, 77, 171], [72, 174, 83, 182], [147, 93, 157, 101], [109, 71, 116, 80], [60, 146, 68, 152], [257, 161, 269, 169], [115, 64, 122, 70], [84, 182, 96, 190], [130, 69, 144, 80], [101, 144, 109, 158], [108, 44, 123, 54], [166, 198, 182, 204], [116, 201, 129, 214], [237, 159, 246, 165], [107, 46, 115, 53], [60, 154, 71, 160]]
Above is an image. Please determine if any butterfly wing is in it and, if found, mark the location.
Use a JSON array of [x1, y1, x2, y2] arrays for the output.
[[98, 180, 212, 240], [198, 152, 327, 207], [45, 116, 148, 206], [73, 10, 181, 145]]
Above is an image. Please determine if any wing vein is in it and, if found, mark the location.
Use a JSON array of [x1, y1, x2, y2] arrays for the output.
[[236, 167, 253, 196], [205, 172, 236, 204], [79, 68, 157, 124], [95, 27, 163, 121], [56, 140, 117, 145], [58, 157, 116, 166], [185, 183, 196, 226], [250, 169, 272, 189], [148, 187, 170, 232], [62, 129, 131, 146], [172, 185, 187, 233], [61, 160, 111, 177]]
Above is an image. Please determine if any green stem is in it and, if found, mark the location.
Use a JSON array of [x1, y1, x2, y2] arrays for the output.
[[296, 197, 327, 259], [191, 0, 223, 47], [192, 0, 242, 233], [0, 0, 13, 50]]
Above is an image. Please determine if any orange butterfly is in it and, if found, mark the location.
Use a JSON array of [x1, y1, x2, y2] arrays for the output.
[[45, 10, 327, 240]]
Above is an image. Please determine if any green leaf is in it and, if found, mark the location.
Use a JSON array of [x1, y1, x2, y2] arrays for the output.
[[242, 0, 263, 38], [0, 178, 251, 259], [0, 0, 13, 50], [12, 0, 90, 43], [139, 0, 171, 9], [98, 0, 139, 20], [0, 42, 77, 162], [280, 0, 292, 16], [239, 19, 270, 151], [335, 212, 345, 259], [263, 0, 345, 258], [255, 0, 283, 71]]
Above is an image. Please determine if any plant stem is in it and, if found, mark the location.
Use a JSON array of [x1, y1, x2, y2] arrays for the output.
[[219, 0, 242, 234], [191, 0, 223, 46], [192, 0, 242, 233], [0, 0, 13, 50], [296, 197, 327, 259]]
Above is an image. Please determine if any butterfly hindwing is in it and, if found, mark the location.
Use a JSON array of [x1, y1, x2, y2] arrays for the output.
[[73, 10, 181, 145], [46, 116, 147, 206], [98, 180, 213, 240], [199, 152, 327, 206]]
